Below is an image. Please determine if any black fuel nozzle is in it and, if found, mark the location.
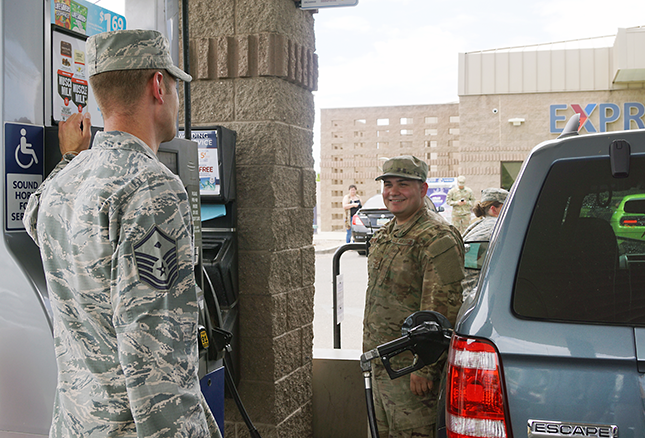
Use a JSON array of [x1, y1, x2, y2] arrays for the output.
[[376, 311, 453, 380]]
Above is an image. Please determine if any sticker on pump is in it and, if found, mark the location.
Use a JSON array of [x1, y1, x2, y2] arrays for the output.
[[4, 123, 44, 231]]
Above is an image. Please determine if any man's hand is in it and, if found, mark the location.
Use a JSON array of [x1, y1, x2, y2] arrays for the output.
[[410, 373, 433, 396], [59, 112, 92, 156]]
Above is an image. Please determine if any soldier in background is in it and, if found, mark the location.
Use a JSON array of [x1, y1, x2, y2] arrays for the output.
[[461, 188, 509, 301], [24, 30, 221, 437], [363, 155, 464, 437], [446, 175, 475, 234]]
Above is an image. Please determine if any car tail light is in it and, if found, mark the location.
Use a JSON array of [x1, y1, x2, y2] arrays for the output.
[[621, 217, 641, 226], [446, 335, 510, 438], [352, 215, 364, 226]]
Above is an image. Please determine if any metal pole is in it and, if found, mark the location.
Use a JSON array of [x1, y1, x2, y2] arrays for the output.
[[182, 0, 191, 140], [331, 243, 367, 349]]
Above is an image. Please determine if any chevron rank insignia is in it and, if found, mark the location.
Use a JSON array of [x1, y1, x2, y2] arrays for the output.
[[133, 226, 179, 290]]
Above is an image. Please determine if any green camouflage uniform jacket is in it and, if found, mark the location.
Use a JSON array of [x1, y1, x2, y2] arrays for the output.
[[363, 207, 465, 383], [446, 186, 475, 217], [24, 131, 221, 438]]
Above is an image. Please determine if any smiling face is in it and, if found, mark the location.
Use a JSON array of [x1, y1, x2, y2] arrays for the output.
[[381, 177, 428, 224]]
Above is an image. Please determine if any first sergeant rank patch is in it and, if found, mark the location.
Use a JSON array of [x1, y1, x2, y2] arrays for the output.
[[133, 225, 179, 290]]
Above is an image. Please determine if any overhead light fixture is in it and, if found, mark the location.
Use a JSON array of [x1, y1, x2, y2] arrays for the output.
[[508, 118, 525, 126]]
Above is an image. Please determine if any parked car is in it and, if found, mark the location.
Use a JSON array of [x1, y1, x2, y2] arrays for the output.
[[610, 193, 645, 243], [351, 194, 441, 246], [377, 126, 645, 437]]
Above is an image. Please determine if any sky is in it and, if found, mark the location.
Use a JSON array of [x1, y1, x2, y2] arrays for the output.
[[92, 0, 645, 171]]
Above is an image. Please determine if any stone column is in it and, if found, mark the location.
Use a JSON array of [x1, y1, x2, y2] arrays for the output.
[[183, 0, 317, 437]]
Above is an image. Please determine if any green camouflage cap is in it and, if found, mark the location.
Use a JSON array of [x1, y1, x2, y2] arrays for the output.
[[376, 155, 428, 182], [87, 29, 192, 82], [481, 188, 509, 203]]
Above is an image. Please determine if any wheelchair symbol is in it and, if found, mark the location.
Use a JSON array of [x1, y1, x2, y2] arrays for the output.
[[15, 128, 38, 169]]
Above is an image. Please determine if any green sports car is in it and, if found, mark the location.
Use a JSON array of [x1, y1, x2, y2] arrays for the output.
[[610, 194, 645, 241]]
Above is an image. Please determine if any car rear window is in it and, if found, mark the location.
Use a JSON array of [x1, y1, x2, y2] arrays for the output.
[[625, 199, 645, 214], [513, 154, 645, 325]]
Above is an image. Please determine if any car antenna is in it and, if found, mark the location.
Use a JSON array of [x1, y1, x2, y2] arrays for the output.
[[557, 113, 580, 139]]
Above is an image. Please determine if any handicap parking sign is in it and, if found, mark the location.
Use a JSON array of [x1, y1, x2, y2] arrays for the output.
[[5, 123, 44, 231]]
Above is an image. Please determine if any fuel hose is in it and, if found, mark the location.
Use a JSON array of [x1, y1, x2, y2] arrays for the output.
[[360, 350, 380, 438]]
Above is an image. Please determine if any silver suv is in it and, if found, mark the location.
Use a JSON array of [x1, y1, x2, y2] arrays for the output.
[[432, 128, 645, 437]]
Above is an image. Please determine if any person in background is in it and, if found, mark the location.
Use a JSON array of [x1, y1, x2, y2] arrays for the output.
[[461, 188, 509, 300], [343, 184, 362, 243], [363, 155, 464, 438], [463, 188, 509, 242], [446, 175, 475, 234], [23, 29, 221, 438]]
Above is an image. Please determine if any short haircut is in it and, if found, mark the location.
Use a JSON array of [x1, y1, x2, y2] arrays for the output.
[[348, 184, 357, 190], [89, 69, 175, 117]]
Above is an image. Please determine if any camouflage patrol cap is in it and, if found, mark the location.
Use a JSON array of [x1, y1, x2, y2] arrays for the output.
[[87, 29, 192, 82], [457, 175, 466, 184], [481, 188, 509, 203], [376, 155, 428, 181]]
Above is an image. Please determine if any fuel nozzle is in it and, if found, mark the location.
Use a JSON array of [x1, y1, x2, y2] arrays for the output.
[[372, 311, 453, 380]]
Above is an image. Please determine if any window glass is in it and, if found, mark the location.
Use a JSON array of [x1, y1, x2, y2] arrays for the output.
[[501, 161, 522, 190], [513, 155, 645, 325]]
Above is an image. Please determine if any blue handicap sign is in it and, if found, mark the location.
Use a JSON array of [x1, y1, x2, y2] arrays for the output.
[[5, 123, 44, 231], [5, 123, 44, 175]]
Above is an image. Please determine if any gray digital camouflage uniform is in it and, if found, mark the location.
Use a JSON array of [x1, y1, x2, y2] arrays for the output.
[[363, 207, 464, 437], [461, 216, 499, 301], [446, 186, 475, 234], [24, 131, 221, 438]]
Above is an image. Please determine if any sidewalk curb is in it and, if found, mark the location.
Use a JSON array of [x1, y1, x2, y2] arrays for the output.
[[314, 245, 343, 255]]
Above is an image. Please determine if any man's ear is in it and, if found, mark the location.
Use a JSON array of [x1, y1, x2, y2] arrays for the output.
[[151, 71, 165, 104]]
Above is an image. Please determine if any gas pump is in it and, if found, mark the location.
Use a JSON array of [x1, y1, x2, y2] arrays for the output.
[[0, 1, 228, 437], [180, 126, 240, 384]]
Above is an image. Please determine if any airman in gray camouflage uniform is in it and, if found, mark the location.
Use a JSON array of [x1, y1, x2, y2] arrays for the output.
[[363, 156, 465, 438], [461, 188, 508, 301], [24, 29, 221, 438], [446, 175, 475, 234]]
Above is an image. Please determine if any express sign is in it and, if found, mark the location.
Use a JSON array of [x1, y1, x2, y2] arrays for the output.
[[550, 103, 645, 134]]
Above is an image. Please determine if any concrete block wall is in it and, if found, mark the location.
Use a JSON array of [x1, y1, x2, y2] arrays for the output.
[[182, 0, 317, 436]]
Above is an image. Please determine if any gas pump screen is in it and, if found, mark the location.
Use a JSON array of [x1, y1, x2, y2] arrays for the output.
[[158, 150, 179, 175]]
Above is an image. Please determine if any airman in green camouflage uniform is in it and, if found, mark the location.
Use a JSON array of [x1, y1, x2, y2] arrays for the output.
[[24, 29, 221, 438], [446, 175, 475, 234], [364, 156, 465, 438]]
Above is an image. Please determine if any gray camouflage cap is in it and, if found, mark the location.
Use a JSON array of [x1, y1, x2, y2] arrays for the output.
[[376, 155, 428, 182], [481, 188, 509, 203], [87, 29, 192, 82]]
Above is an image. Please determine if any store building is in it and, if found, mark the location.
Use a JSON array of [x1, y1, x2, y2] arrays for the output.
[[319, 26, 645, 232], [320, 103, 460, 231]]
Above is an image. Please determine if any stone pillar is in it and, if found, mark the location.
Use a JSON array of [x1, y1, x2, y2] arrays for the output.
[[183, 1, 317, 437]]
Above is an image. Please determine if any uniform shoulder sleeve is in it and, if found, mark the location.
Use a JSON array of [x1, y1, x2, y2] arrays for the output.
[[23, 158, 71, 246]]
